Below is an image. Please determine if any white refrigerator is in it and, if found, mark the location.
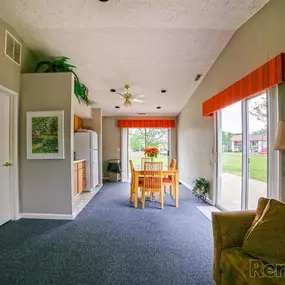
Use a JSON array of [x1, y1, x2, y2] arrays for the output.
[[74, 131, 99, 191]]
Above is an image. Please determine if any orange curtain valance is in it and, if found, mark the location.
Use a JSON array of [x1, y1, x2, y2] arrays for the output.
[[202, 53, 285, 116], [118, 119, 175, 128]]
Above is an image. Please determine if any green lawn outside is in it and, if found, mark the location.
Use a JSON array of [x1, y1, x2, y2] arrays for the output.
[[222, 153, 267, 182]]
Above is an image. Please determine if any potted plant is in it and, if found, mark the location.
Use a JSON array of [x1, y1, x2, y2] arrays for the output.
[[34, 57, 92, 106], [192, 177, 210, 202]]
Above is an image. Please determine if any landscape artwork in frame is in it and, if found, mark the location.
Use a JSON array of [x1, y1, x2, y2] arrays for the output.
[[27, 111, 65, 159]]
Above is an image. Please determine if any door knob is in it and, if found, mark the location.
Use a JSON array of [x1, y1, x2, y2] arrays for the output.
[[3, 162, 12, 167]]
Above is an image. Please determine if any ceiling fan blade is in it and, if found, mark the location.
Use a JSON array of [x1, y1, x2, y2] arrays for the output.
[[133, 94, 144, 98], [133, 98, 145, 103]]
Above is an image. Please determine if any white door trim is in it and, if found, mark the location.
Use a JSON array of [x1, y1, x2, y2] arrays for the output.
[[0, 84, 20, 220]]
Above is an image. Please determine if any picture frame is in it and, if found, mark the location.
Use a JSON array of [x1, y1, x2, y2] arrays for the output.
[[27, 110, 65, 159]]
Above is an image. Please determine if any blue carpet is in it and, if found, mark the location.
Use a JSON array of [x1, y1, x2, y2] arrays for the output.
[[0, 183, 214, 285]]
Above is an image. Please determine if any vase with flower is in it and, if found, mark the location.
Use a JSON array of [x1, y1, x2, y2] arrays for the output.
[[144, 147, 159, 162]]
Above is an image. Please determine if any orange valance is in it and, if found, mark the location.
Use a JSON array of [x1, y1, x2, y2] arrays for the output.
[[202, 53, 285, 116], [118, 119, 175, 128]]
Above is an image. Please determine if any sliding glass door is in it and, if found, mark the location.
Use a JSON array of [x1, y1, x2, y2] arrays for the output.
[[218, 101, 243, 210], [216, 92, 269, 211], [247, 93, 268, 209], [128, 128, 169, 176]]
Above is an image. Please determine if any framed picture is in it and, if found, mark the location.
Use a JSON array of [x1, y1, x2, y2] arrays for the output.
[[27, 110, 65, 159]]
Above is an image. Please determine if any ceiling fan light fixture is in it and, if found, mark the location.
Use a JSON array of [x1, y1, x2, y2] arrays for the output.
[[123, 99, 132, 107]]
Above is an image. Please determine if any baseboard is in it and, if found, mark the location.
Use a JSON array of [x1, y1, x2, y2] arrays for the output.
[[20, 213, 74, 220], [205, 197, 214, 205], [180, 180, 214, 206], [179, 179, 193, 190]]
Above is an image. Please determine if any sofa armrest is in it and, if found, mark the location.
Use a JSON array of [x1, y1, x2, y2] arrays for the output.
[[212, 210, 256, 285]]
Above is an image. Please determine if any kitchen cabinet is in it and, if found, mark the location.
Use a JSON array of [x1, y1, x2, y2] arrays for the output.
[[74, 160, 86, 197], [74, 115, 83, 132]]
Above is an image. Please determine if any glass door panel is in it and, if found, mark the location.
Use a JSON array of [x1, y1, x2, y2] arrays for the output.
[[145, 128, 169, 169], [128, 128, 170, 175], [218, 101, 243, 210], [247, 93, 268, 209], [128, 128, 146, 176]]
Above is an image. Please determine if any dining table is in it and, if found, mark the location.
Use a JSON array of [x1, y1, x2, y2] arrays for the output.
[[132, 168, 179, 208]]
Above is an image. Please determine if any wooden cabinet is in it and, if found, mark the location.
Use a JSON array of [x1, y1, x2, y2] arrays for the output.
[[73, 161, 86, 197], [74, 115, 83, 132]]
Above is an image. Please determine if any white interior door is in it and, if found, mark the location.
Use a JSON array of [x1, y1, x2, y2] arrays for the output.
[[0, 91, 11, 226]]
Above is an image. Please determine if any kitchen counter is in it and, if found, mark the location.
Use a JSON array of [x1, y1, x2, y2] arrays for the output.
[[73, 159, 86, 164]]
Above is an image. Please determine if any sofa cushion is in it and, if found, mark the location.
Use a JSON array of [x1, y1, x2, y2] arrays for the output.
[[243, 199, 285, 266], [243, 197, 269, 241], [221, 248, 285, 285]]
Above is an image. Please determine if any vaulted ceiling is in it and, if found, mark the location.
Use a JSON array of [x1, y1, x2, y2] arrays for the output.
[[0, 0, 270, 116]]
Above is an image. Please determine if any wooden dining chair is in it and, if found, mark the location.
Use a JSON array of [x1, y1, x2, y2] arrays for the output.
[[142, 161, 164, 209], [129, 159, 143, 201], [163, 158, 176, 196], [141, 157, 151, 170]]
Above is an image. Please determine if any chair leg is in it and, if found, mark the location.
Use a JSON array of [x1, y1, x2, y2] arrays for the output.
[[142, 189, 146, 209], [130, 179, 133, 201], [170, 185, 173, 197], [150, 190, 153, 201], [160, 189, 164, 209]]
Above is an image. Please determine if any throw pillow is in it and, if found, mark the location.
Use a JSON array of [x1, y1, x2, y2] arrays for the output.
[[243, 197, 269, 242], [242, 199, 285, 265]]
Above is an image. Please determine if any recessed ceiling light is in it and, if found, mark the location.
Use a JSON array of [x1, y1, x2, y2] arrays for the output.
[[110, 89, 116, 92], [161, 89, 167, 93], [156, 106, 161, 109], [99, 0, 109, 2], [115, 106, 120, 109], [138, 113, 146, 115]]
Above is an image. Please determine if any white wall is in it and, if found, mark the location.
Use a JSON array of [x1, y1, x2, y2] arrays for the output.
[[178, 0, 285, 200]]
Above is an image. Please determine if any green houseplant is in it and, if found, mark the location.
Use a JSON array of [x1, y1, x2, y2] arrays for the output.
[[192, 177, 210, 201], [34, 57, 92, 106]]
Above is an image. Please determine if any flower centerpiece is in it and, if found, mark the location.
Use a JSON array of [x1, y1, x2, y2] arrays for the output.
[[144, 147, 159, 161]]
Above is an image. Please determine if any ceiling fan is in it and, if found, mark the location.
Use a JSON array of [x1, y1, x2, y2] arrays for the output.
[[115, 84, 145, 107]]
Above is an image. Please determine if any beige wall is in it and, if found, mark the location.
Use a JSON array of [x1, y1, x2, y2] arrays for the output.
[[83, 109, 103, 184], [0, 18, 37, 93], [178, 0, 285, 200], [102, 116, 178, 177], [20, 73, 73, 215]]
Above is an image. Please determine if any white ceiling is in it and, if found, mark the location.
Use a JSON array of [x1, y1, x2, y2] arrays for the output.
[[0, 0, 269, 116]]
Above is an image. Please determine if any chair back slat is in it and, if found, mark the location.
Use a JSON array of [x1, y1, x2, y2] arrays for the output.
[[143, 161, 163, 191], [141, 157, 151, 170]]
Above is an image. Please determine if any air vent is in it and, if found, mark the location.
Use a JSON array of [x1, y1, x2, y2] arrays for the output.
[[194, 74, 203, 81], [5, 30, 22, 66], [138, 113, 146, 115]]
